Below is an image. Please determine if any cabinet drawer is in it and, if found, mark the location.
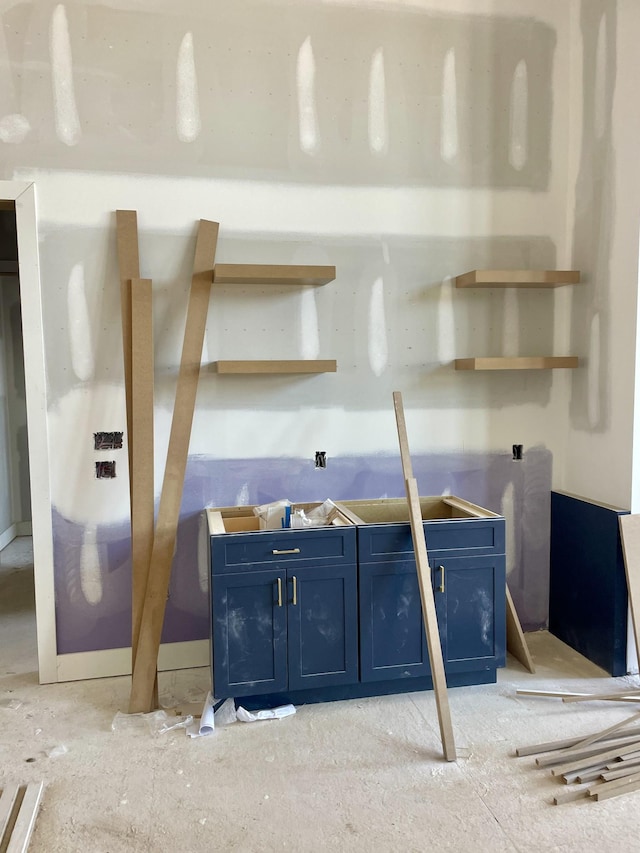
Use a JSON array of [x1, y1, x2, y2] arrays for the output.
[[211, 526, 357, 574], [357, 519, 504, 562]]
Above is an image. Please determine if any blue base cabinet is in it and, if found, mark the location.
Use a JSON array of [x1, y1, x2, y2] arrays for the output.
[[208, 498, 506, 706]]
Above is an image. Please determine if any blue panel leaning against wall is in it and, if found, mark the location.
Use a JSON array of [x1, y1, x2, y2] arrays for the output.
[[549, 491, 629, 676]]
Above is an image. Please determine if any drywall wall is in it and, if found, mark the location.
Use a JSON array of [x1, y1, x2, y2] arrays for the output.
[[0, 278, 12, 538], [0, 0, 579, 662], [563, 0, 640, 510]]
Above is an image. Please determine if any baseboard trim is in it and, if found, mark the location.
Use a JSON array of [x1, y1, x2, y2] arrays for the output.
[[54, 639, 210, 683], [0, 524, 17, 551]]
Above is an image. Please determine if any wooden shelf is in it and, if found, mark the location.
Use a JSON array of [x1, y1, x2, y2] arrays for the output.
[[210, 359, 337, 374], [213, 264, 336, 286], [455, 357, 579, 371], [455, 270, 581, 288]]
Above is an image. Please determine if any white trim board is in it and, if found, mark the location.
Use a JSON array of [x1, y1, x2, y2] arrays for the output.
[[0, 524, 17, 552], [1, 181, 57, 684], [55, 639, 209, 682]]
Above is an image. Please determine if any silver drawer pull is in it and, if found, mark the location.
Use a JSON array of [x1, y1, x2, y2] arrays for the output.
[[272, 548, 301, 555]]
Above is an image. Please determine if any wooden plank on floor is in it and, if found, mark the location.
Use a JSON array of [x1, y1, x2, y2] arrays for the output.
[[130, 279, 155, 669], [550, 741, 640, 776], [0, 784, 20, 845], [595, 775, 640, 801], [506, 585, 535, 673], [6, 782, 44, 853], [516, 723, 640, 757], [392, 391, 456, 762], [129, 220, 218, 714], [536, 733, 640, 768]]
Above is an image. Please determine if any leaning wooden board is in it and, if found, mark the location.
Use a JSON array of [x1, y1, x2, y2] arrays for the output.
[[129, 220, 219, 713], [392, 391, 456, 762]]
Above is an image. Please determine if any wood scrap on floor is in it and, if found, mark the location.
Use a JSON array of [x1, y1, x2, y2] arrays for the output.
[[506, 585, 535, 673], [0, 782, 44, 852], [392, 391, 456, 762]]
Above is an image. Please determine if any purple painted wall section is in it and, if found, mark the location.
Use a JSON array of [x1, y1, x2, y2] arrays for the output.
[[53, 447, 551, 654]]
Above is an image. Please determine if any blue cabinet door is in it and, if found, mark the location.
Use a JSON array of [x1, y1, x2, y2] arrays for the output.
[[434, 555, 506, 674], [287, 563, 359, 690], [359, 560, 432, 682], [212, 568, 288, 698]]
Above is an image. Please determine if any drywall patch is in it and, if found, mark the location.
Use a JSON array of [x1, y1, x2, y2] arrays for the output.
[[509, 59, 528, 171], [299, 287, 320, 360], [176, 32, 201, 143], [50, 4, 81, 146], [368, 276, 388, 377], [297, 36, 319, 155], [368, 48, 388, 155], [0, 114, 30, 144], [67, 262, 95, 382], [440, 47, 458, 163]]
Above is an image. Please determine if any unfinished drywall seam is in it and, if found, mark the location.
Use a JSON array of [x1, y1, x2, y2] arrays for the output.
[[368, 48, 388, 155], [176, 32, 201, 143], [49, 4, 81, 147], [441, 47, 458, 163], [297, 36, 319, 155]]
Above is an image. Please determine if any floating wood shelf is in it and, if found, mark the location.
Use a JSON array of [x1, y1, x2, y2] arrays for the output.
[[213, 264, 336, 286], [455, 270, 581, 288], [210, 359, 337, 374], [455, 357, 579, 371]]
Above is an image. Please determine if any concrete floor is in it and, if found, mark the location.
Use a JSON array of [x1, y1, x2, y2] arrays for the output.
[[3, 538, 640, 852]]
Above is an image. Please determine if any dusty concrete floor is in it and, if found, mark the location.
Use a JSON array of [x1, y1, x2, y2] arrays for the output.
[[3, 537, 640, 852]]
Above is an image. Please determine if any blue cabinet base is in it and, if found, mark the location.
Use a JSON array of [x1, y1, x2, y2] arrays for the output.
[[232, 669, 497, 711]]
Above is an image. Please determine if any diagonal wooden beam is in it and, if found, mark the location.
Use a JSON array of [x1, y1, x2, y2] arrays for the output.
[[129, 220, 219, 713], [393, 391, 456, 762]]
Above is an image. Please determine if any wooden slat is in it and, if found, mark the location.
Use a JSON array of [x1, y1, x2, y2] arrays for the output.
[[454, 270, 581, 288], [129, 220, 218, 714], [210, 360, 337, 374], [563, 689, 640, 704], [619, 515, 640, 673], [564, 710, 640, 754], [553, 786, 592, 805], [602, 761, 640, 781], [6, 782, 44, 853], [506, 586, 535, 673], [213, 263, 335, 286], [536, 733, 640, 768], [516, 723, 640, 757], [455, 357, 579, 371], [590, 770, 640, 799], [595, 776, 640, 801], [130, 279, 155, 669], [0, 784, 20, 844], [517, 689, 640, 703], [393, 391, 456, 762], [550, 741, 640, 777]]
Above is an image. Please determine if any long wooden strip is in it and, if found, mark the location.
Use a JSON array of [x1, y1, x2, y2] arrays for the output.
[[595, 776, 640, 801], [393, 391, 456, 762], [506, 585, 535, 673], [115, 209, 139, 479], [130, 279, 155, 668], [516, 723, 640, 757], [0, 784, 20, 844], [602, 761, 640, 781], [620, 514, 640, 664], [6, 782, 44, 853], [129, 220, 218, 713], [563, 689, 640, 704], [565, 710, 640, 753], [517, 689, 640, 703], [562, 764, 608, 784], [536, 734, 640, 768], [553, 786, 592, 805], [550, 741, 640, 776], [589, 770, 640, 798]]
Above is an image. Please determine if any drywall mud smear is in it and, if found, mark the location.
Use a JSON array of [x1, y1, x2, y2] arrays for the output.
[[501, 480, 516, 577], [509, 60, 528, 171], [67, 262, 95, 382], [437, 277, 456, 364], [368, 48, 388, 155], [368, 276, 388, 376], [300, 287, 320, 360], [502, 288, 519, 358], [50, 4, 81, 146], [176, 32, 201, 143], [0, 114, 30, 144], [80, 524, 103, 605], [297, 36, 319, 155], [588, 312, 601, 428], [594, 13, 607, 139], [440, 48, 458, 163]]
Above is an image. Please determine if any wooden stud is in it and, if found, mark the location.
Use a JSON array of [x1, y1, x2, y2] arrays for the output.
[[5, 782, 44, 853], [393, 391, 456, 762], [602, 761, 640, 781], [590, 769, 640, 799], [129, 220, 218, 713], [595, 775, 640, 801], [550, 741, 640, 777], [130, 279, 155, 670], [563, 710, 640, 754], [536, 734, 640, 768], [506, 586, 535, 673], [210, 360, 337, 374], [455, 357, 579, 371]]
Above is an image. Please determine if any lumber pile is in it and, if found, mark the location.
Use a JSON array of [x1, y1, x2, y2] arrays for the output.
[[514, 701, 640, 803]]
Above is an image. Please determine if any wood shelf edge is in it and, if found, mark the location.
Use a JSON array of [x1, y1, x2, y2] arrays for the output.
[[454, 357, 579, 371], [209, 359, 338, 374], [455, 270, 581, 288], [213, 264, 336, 286]]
